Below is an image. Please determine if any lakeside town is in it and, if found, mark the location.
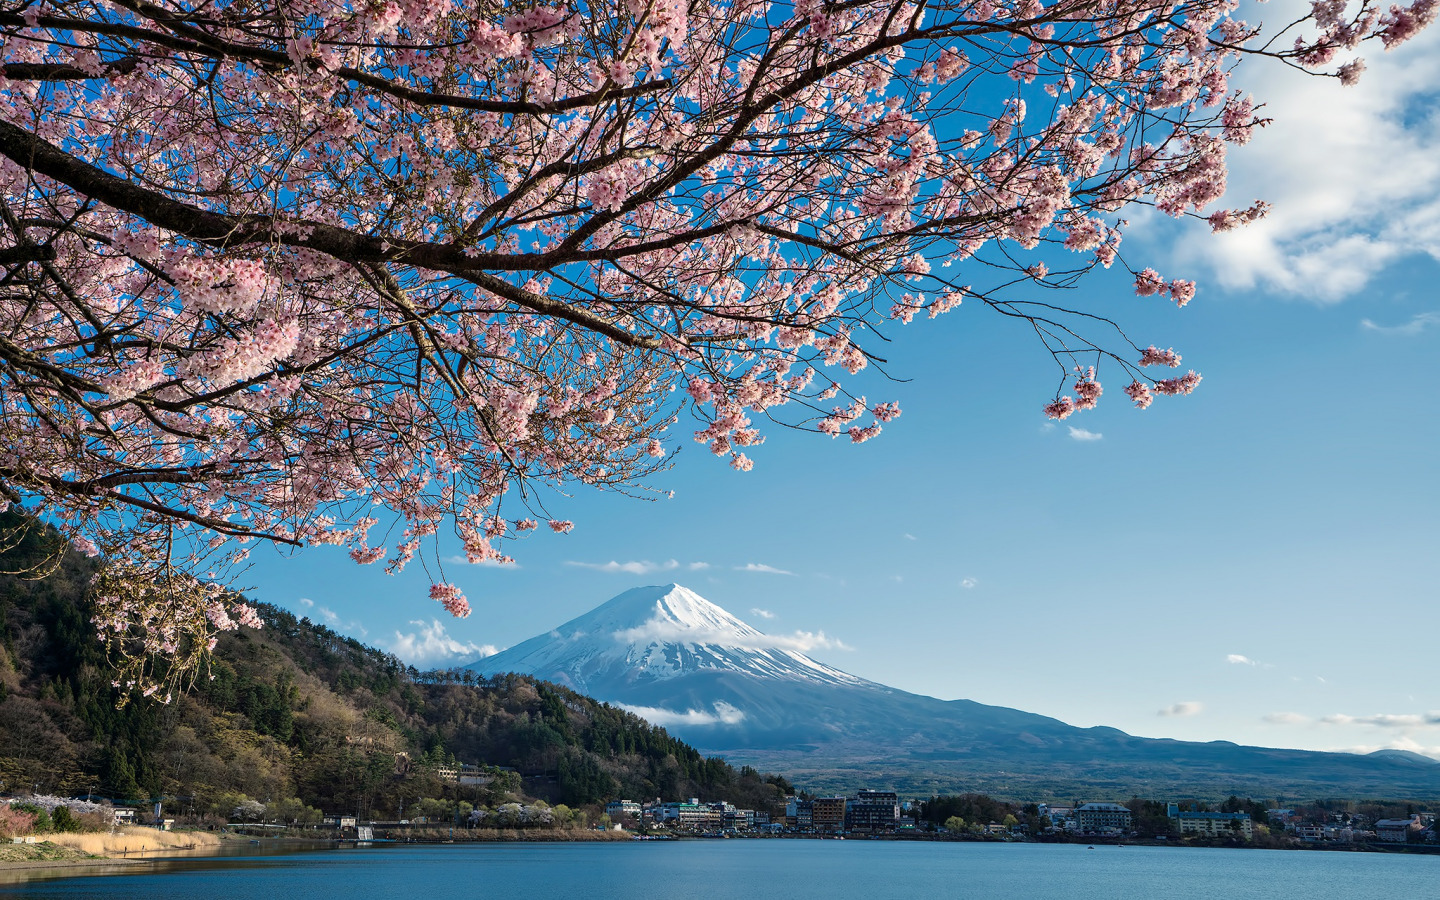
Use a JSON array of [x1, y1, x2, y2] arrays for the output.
[[8, 786, 1438, 855]]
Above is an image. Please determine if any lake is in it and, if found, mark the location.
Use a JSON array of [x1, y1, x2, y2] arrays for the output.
[[2, 840, 1436, 898]]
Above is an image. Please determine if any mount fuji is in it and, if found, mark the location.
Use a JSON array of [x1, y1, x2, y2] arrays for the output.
[[467, 584, 1440, 798]]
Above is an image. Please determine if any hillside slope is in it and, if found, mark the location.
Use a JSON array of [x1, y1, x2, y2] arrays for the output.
[[0, 516, 790, 818]]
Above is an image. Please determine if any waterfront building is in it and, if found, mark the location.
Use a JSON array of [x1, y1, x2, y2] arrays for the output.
[[845, 790, 900, 832], [1375, 816, 1423, 842], [605, 800, 641, 819], [1172, 810, 1253, 839], [1073, 802, 1132, 833], [812, 797, 847, 833]]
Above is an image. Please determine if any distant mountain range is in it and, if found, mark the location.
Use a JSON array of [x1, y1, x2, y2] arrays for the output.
[[468, 584, 1440, 800]]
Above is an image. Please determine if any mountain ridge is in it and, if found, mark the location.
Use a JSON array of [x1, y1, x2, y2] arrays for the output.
[[467, 583, 1440, 800]]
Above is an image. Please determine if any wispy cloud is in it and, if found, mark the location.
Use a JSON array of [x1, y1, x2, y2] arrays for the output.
[[566, 559, 706, 575], [1226, 654, 1259, 666], [389, 619, 498, 665], [750, 608, 775, 619], [1067, 426, 1103, 442], [445, 555, 519, 569], [1158, 701, 1204, 717], [960, 577, 978, 589], [1263, 712, 1309, 725], [619, 702, 746, 728], [315, 606, 368, 637], [298, 597, 314, 608], [735, 563, 795, 576], [1320, 712, 1440, 728], [903, 533, 918, 541], [1361, 311, 1440, 336], [613, 615, 850, 653]]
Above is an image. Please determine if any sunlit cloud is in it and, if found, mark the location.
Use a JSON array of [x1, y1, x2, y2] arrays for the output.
[[389, 619, 498, 665], [1067, 426, 1103, 442], [1226, 654, 1259, 666], [750, 608, 776, 619], [1175, 17, 1440, 301], [960, 577, 978, 589], [620, 701, 747, 728]]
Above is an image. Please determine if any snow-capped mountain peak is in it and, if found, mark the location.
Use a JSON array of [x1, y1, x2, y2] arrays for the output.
[[466, 583, 868, 695]]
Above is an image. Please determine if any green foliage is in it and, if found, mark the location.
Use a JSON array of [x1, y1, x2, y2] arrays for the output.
[[48, 805, 79, 832], [920, 794, 1017, 828], [10, 803, 51, 833], [0, 520, 794, 825]]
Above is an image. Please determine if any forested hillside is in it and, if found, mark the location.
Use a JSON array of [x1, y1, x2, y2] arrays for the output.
[[0, 514, 792, 821]]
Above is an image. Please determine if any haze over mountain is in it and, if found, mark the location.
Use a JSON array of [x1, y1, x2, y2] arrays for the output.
[[469, 584, 1440, 799]]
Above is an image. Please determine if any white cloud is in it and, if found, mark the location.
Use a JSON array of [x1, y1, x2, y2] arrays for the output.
[[313, 607, 367, 637], [1263, 712, 1310, 725], [1175, 18, 1440, 301], [389, 619, 498, 665], [619, 701, 747, 728], [903, 533, 918, 541], [960, 577, 978, 589], [735, 563, 795, 576], [613, 615, 851, 653], [750, 608, 776, 619], [1226, 654, 1259, 666], [1361, 312, 1440, 336], [444, 555, 518, 568], [1320, 712, 1440, 728], [566, 559, 703, 575], [1158, 701, 1204, 717], [298, 597, 314, 608], [1067, 426, 1103, 442]]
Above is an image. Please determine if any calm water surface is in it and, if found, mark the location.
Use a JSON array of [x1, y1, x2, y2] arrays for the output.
[[2, 841, 1436, 898]]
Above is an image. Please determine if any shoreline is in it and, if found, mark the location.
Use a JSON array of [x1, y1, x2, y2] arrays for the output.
[[5, 827, 1436, 877]]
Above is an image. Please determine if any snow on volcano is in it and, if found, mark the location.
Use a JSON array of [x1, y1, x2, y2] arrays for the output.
[[466, 583, 868, 698]]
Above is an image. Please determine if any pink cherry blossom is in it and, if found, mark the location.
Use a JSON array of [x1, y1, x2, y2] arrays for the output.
[[0, 0, 1424, 698], [430, 583, 471, 618]]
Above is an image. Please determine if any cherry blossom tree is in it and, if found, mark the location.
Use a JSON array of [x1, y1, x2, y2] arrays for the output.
[[0, 0, 1431, 693]]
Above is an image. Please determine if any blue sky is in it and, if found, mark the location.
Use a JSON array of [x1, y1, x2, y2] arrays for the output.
[[244, 15, 1440, 760]]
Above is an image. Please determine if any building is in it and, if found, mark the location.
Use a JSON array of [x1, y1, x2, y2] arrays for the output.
[[845, 790, 900, 832], [605, 800, 641, 820], [1073, 803, 1132, 833], [661, 801, 722, 830], [787, 798, 813, 831], [112, 807, 137, 826], [1173, 811, 1253, 839], [812, 797, 847, 833], [1375, 816, 1423, 842]]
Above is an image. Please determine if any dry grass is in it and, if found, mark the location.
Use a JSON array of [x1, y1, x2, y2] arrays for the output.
[[38, 828, 222, 856]]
